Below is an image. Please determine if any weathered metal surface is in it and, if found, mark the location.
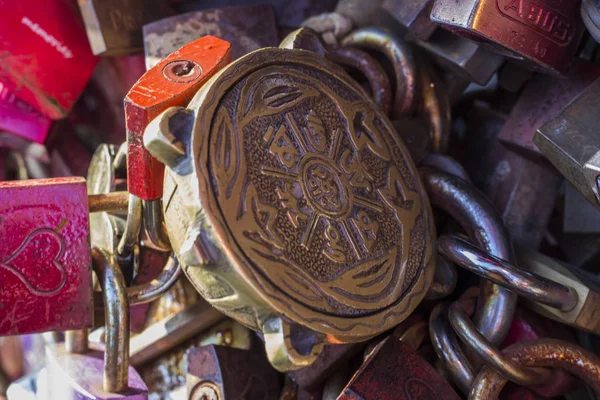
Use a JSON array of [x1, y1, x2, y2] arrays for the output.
[[338, 338, 461, 400], [143, 5, 278, 69], [0, 177, 93, 335], [186, 344, 281, 400], [78, 0, 172, 56], [499, 62, 600, 157], [431, 0, 585, 75], [465, 102, 561, 249]]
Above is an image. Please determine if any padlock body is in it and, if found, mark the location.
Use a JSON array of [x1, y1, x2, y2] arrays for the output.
[[0, 83, 52, 144], [46, 343, 147, 400], [0, 178, 93, 335], [338, 338, 461, 400], [431, 0, 585, 74], [142, 5, 278, 69], [0, 0, 98, 119]]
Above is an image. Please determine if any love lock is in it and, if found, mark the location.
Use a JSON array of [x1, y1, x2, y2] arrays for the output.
[[144, 28, 436, 371]]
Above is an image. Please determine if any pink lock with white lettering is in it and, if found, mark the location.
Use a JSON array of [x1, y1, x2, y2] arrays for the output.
[[0, 0, 98, 119], [0, 177, 93, 335]]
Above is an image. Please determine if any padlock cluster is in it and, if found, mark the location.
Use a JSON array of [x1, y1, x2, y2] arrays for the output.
[[0, 0, 600, 399]]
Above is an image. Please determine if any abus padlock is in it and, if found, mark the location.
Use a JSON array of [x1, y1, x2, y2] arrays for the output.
[[144, 28, 436, 371], [0, 0, 98, 119], [430, 0, 586, 75], [0, 178, 93, 335]]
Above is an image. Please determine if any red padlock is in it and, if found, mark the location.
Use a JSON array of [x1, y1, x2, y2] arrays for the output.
[[0, 177, 93, 335], [125, 35, 231, 201], [0, 0, 98, 119]]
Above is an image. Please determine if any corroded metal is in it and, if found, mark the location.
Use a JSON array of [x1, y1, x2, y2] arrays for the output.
[[469, 339, 600, 399], [145, 28, 435, 371]]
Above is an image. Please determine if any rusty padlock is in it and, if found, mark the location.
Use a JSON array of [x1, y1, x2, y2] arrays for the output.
[[143, 5, 279, 69], [470, 339, 600, 399], [0, 0, 98, 119], [144, 28, 436, 371], [431, 0, 586, 75], [77, 0, 172, 56], [338, 336, 462, 400], [45, 249, 148, 399], [186, 342, 281, 400]]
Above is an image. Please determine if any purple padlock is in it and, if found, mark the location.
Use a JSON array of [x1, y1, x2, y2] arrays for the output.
[[45, 248, 148, 399]]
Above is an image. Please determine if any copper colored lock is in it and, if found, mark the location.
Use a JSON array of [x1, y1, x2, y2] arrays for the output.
[[144, 28, 436, 371], [431, 0, 586, 75]]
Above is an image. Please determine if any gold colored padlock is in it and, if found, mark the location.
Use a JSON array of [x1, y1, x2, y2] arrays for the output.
[[144, 28, 436, 371]]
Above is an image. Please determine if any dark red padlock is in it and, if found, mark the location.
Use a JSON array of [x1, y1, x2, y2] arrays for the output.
[[338, 337, 461, 400]]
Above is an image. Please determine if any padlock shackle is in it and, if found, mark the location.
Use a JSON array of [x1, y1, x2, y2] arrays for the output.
[[429, 303, 474, 395], [93, 251, 181, 307], [117, 193, 142, 260], [448, 301, 552, 387], [88, 191, 130, 213], [469, 338, 600, 399], [92, 247, 130, 394], [421, 169, 516, 347], [439, 235, 580, 312], [342, 27, 417, 119], [142, 198, 171, 251]]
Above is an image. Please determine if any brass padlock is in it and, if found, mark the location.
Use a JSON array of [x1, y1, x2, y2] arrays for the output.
[[144, 28, 436, 371]]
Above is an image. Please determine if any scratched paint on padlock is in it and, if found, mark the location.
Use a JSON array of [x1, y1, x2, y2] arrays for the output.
[[0, 178, 93, 335]]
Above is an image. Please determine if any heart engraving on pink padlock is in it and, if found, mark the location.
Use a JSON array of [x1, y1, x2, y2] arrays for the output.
[[0, 227, 67, 296]]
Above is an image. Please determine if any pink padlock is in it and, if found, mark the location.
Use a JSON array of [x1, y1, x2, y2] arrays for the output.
[[0, 82, 52, 144]]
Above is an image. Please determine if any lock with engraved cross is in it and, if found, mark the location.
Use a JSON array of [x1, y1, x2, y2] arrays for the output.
[[143, 28, 436, 372]]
